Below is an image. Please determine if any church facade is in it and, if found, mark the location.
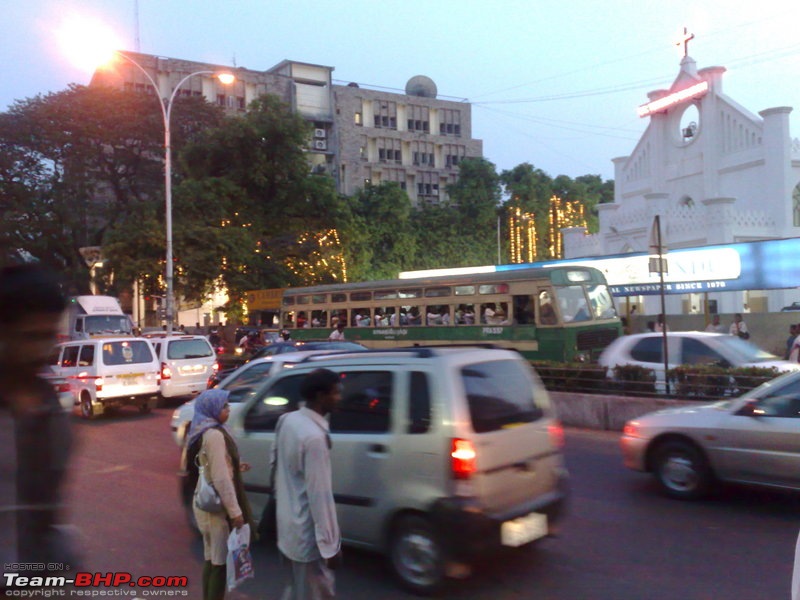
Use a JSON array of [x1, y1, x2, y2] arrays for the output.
[[562, 52, 800, 315]]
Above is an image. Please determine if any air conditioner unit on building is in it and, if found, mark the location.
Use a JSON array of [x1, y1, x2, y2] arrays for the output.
[[314, 128, 326, 138], [314, 139, 327, 150]]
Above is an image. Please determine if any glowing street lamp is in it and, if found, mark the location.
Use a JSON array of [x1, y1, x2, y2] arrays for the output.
[[104, 51, 234, 332]]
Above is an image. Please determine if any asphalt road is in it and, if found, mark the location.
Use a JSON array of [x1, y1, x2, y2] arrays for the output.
[[61, 406, 800, 599]]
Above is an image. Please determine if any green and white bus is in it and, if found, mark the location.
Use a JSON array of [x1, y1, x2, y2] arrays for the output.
[[279, 265, 621, 361]]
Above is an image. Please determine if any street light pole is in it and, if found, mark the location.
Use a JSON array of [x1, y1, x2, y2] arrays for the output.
[[111, 52, 233, 333]]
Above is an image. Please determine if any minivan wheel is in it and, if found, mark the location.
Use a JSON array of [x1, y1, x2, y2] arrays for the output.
[[80, 395, 95, 420], [654, 440, 712, 500], [389, 515, 446, 595]]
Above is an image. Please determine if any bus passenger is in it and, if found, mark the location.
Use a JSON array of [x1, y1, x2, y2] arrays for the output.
[[427, 308, 441, 326], [441, 309, 450, 326], [463, 307, 475, 325]]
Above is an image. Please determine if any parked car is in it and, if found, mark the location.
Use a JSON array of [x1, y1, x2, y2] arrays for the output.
[[144, 334, 218, 402], [599, 331, 800, 390], [182, 347, 568, 594], [208, 340, 367, 388], [48, 337, 160, 419], [621, 369, 800, 499], [781, 302, 800, 311], [171, 350, 343, 445]]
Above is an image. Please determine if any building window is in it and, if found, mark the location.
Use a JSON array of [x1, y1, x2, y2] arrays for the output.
[[355, 112, 362, 126], [216, 94, 226, 107], [408, 105, 430, 133], [439, 109, 462, 137], [373, 100, 397, 130]]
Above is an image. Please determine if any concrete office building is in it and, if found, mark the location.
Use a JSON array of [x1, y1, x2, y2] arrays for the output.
[[91, 52, 483, 204]]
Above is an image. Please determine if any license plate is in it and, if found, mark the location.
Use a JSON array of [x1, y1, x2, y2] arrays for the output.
[[117, 373, 144, 387], [501, 512, 548, 547]]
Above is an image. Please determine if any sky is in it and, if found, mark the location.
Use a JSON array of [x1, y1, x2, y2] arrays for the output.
[[2, 0, 799, 181]]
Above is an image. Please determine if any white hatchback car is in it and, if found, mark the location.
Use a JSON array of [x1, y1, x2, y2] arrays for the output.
[[599, 331, 800, 389], [146, 334, 218, 401]]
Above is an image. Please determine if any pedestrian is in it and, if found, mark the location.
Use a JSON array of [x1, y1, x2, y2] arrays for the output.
[[729, 313, 749, 339], [786, 324, 798, 359], [271, 369, 343, 599], [280, 329, 292, 342], [0, 264, 77, 584], [185, 389, 254, 600], [328, 321, 346, 341], [705, 314, 725, 333], [655, 313, 669, 332]]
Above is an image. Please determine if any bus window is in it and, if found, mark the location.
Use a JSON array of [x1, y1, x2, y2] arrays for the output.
[[426, 305, 450, 326], [296, 311, 309, 328], [558, 286, 591, 322], [351, 291, 372, 302], [331, 310, 347, 327], [297, 295, 311, 305], [375, 306, 395, 327], [310, 310, 327, 328], [424, 287, 451, 298], [375, 290, 398, 300], [481, 302, 509, 325], [538, 290, 557, 325], [331, 293, 347, 303], [283, 310, 295, 328], [513, 295, 536, 325], [454, 285, 475, 296], [402, 306, 422, 326], [479, 283, 509, 295], [353, 309, 372, 327], [455, 304, 476, 325]]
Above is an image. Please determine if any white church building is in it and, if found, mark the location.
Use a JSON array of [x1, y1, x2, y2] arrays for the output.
[[562, 50, 800, 316]]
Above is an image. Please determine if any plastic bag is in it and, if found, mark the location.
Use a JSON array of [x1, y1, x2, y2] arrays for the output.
[[226, 524, 254, 591]]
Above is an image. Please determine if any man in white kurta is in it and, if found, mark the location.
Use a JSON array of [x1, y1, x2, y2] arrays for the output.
[[273, 369, 342, 599]]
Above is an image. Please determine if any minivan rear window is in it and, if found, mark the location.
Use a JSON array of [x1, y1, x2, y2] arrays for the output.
[[168, 339, 213, 360], [460, 360, 543, 433], [102, 341, 154, 366]]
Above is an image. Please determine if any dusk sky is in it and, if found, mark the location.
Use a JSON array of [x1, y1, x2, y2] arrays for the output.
[[2, 0, 798, 181]]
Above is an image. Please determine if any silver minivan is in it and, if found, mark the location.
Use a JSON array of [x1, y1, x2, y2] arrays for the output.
[[50, 337, 160, 418], [211, 347, 568, 593]]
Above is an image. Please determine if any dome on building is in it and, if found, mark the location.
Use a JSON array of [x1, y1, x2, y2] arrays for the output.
[[405, 75, 437, 98]]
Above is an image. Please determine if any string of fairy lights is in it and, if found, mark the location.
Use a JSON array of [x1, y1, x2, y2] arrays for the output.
[[508, 196, 587, 264]]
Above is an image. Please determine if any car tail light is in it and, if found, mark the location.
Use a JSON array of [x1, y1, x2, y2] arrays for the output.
[[94, 377, 103, 392], [548, 420, 565, 449], [56, 382, 71, 393], [451, 438, 477, 480], [161, 362, 172, 380], [623, 421, 640, 437]]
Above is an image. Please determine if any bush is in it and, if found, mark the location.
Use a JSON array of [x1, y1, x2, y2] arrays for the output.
[[611, 364, 656, 396], [669, 365, 729, 398], [530, 361, 607, 393]]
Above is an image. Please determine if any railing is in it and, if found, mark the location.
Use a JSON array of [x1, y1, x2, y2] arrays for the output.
[[531, 362, 785, 400]]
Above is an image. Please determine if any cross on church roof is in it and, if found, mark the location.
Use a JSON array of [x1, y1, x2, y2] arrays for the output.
[[676, 26, 695, 57]]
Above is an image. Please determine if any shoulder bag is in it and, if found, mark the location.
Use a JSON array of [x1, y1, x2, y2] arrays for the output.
[[195, 452, 224, 513]]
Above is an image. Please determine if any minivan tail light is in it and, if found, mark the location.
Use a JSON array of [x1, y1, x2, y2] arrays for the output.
[[161, 362, 172, 380], [94, 377, 103, 392], [212, 362, 219, 373], [451, 438, 477, 480], [548, 420, 565, 449]]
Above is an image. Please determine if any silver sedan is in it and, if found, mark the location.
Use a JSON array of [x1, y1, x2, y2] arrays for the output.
[[621, 369, 800, 499]]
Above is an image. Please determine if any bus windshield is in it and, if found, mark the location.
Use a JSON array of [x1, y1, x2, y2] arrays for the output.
[[556, 284, 617, 322]]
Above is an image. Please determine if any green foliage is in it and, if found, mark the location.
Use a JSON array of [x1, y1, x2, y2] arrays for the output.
[[669, 365, 781, 399], [530, 361, 608, 392], [611, 364, 657, 395]]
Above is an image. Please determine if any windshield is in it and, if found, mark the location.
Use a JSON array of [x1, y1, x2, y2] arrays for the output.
[[555, 285, 591, 322], [713, 335, 778, 363], [85, 315, 133, 335], [586, 284, 617, 320]]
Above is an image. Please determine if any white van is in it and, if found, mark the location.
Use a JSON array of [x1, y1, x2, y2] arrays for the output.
[[147, 334, 218, 400], [49, 337, 160, 419], [61, 296, 133, 341]]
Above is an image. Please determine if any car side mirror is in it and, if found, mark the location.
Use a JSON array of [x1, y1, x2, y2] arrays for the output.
[[736, 399, 760, 417]]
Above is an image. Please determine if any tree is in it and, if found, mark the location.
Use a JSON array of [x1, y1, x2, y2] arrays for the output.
[[341, 183, 416, 281], [500, 163, 554, 259], [178, 95, 348, 304], [0, 84, 222, 293]]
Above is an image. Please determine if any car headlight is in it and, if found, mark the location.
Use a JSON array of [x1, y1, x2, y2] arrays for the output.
[[623, 420, 641, 437]]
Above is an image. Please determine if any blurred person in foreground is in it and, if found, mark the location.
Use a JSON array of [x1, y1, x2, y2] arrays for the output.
[[0, 263, 75, 585], [185, 388, 254, 600], [272, 368, 343, 599]]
